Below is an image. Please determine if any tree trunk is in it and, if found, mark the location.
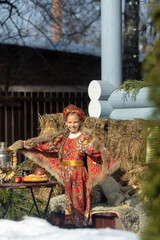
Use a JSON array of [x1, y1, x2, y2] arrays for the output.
[[52, 0, 62, 42], [123, 0, 140, 80]]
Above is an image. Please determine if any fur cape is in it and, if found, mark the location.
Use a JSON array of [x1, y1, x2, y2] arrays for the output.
[[10, 128, 119, 191]]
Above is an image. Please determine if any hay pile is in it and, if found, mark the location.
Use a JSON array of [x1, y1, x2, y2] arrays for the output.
[[38, 113, 66, 134], [105, 119, 146, 185], [37, 114, 146, 186], [106, 119, 146, 171], [84, 117, 108, 144]]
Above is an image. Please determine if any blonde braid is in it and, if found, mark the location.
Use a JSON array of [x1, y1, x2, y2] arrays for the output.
[[58, 130, 70, 162]]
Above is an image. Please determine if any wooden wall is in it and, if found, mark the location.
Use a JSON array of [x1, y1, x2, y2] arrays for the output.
[[0, 44, 101, 90], [0, 91, 89, 147]]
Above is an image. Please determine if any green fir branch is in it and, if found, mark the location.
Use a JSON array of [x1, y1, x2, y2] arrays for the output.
[[116, 80, 152, 101]]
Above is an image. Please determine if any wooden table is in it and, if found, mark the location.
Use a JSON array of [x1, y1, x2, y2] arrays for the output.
[[0, 181, 57, 219]]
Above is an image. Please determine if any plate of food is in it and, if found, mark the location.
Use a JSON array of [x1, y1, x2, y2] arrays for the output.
[[22, 180, 49, 183], [22, 174, 49, 183]]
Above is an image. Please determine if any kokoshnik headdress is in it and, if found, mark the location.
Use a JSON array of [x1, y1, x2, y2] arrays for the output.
[[63, 104, 85, 122]]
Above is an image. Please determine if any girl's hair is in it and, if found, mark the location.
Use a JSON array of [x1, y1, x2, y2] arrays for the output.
[[66, 112, 83, 122], [58, 129, 70, 162]]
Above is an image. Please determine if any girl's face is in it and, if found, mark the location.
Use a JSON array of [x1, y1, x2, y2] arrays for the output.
[[65, 113, 82, 133]]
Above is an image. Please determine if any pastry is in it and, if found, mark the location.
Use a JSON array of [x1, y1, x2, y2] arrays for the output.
[[23, 174, 48, 182]]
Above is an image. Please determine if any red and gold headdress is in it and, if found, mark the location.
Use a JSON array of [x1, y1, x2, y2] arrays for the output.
[[63, 104, 85, 122]]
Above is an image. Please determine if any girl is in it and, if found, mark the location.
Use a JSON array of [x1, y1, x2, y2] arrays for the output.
[[10, 104, 119, 227]]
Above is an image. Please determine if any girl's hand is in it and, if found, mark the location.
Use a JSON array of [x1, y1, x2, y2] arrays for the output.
[[24, 140, 33, 149]]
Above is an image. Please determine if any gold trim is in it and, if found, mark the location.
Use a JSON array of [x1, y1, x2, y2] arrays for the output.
[[65, 209, 70, 215], [62, 160, 85, 167]]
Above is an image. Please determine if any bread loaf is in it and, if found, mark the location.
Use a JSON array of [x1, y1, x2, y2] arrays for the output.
[[23, 174, 48, 181]]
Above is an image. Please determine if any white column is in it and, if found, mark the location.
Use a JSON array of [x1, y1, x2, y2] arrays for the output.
[[101, 0, 122, 87], [88, 0, 122, 117]]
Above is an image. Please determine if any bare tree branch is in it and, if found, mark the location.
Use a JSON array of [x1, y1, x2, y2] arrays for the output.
[[0, 0, 17, 8]]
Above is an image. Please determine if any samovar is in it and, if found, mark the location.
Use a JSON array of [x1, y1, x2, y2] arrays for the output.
[[0, 142, 13, 182]]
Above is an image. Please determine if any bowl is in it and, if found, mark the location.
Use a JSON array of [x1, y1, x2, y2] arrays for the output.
[[34, 168, 47, 175]]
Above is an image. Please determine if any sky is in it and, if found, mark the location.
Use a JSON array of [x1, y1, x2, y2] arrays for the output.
[[0, 216, 139, 240]]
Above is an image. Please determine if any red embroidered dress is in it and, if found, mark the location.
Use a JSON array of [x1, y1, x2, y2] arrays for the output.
[[35, 132, 102, 227], [61, 133, 102, 227]]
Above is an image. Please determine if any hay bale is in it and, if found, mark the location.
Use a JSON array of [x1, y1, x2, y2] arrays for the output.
[[38, 113, 66, 135], [105, 118, 145, 172], [84, 117, 108, 144]]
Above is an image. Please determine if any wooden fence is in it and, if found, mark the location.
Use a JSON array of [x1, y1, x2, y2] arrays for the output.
[[0, 91, 89, 149]]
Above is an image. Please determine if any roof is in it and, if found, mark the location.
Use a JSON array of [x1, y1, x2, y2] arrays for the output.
[[1, 36, 101, 57]]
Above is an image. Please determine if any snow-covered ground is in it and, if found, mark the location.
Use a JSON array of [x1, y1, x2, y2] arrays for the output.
[[0, 216, 139, 240]]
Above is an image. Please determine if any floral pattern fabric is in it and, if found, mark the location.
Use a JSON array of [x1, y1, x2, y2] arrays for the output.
[[34, 133, 102, 227]]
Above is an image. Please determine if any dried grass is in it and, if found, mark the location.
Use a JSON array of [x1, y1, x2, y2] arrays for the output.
[[38, 113, 66, 135], [105, 118, 145, 171], [84, 117, 108, 144]]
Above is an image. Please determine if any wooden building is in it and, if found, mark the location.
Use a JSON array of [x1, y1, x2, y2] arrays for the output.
[[0, 43, 101, 92]]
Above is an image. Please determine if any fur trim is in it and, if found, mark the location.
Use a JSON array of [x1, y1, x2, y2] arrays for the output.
[[87, 153, 120, 190], [9, 140, 24, 153], [82, 127, 120, 189], [24, 131, 64, 148], [10, 128, 120, 190]]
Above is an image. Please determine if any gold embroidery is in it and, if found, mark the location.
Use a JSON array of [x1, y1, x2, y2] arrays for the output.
[[83, 140, 89, 145], [65, 209, 70, 215], [62, 160, 85, 167]]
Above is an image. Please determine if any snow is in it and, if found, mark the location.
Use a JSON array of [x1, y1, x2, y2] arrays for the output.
[[0, 216, 139, 240]]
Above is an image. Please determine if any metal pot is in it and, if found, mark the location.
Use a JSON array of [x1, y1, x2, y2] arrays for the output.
[[0, 142, 13, 170]]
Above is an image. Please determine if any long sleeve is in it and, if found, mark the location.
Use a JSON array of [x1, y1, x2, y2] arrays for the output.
[[24, 135, 63, 153], [82, 136, 115, 168], [35, 141, 61, 152], [84, 141, 103, 164]]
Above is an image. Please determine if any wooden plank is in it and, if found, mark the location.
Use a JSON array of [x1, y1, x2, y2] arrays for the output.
[[32, 92, 39, 137], [57, 92, 63, 113], [0, 100, 5, 142], [18, 92, 25, 163], [49, 92, 57, 113], [92, 213, 117, 229], [26, 92, 32, 139], [30, 92, 34, 138], [38, 92, 45, 116], [5, 92, 12, 146], [12, 92, 20, 143], [18, 92, 25, 140], [83, 92, 89, 114], [63, 92, 70, 109], [0, 181, 57, 189], [0, 93, 89, 103], [44, 92, 51, 115], [0, 96, 89, 102]]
